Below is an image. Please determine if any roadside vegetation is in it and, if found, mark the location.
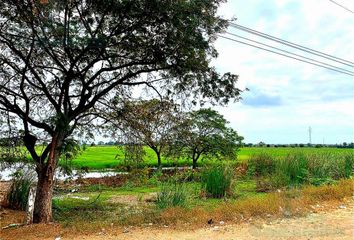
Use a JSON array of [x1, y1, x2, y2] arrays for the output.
[[46, 148, 353, 231]]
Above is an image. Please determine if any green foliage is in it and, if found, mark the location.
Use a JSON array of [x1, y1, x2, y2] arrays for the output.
[[249, 150, 354, 190], [7, 170, 34, 210], [156, 181, 189, 209], [122, 144, 146, 170], [172, 108, 243, 168], [58, 138, 82, 175], [247, 152, 276, 177], [201, 164, 233, 198]]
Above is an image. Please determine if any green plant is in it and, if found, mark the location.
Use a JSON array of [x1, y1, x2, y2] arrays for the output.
[[7, 170, 34, 210], [275, 152, 309, 186], [247, 152, 276, 177], [156, 181, 188, 209], [201, 164, 233, 198]]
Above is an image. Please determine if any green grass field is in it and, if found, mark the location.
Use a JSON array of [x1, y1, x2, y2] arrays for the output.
[[65, 146, 353, 170]]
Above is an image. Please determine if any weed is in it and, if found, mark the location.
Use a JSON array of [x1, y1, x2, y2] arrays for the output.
[[247, 152, 275, 177], [201, 164, 233, 198], [7, 170, 35, 210], [156, 181, 189, 209]]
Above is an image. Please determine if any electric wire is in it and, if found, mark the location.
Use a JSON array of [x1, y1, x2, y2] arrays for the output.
[[328, 0, 354, 14], [218, 35, 354, 76], [224, 31, 353, 75], [229, 23, 354, 67]]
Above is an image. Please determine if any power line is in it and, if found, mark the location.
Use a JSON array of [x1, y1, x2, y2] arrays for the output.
[[229, 23, 354, 67], [218, 35, 354, 76], [224, 31, 353, 75], [328, 0, 354, 14]]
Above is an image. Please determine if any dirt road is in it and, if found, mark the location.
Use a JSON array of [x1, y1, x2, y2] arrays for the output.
[[1, 203, 353, 240]]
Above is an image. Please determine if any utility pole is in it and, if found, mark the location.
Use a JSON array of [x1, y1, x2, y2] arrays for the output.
[[308, 126, 312, 144]]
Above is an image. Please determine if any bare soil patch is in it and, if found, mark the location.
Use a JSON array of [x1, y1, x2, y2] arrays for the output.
[[108, 193, 157, 206]]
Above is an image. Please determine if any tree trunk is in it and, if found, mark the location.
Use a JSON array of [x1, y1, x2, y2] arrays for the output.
[[33, 170, 54, 223], [33, 133, 64, 223], [157, 151, 162, 169], [192, 158, 197, 169]]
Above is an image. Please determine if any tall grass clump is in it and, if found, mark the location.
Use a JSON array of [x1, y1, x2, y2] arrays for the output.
[[247, 152, 276, 177], [201, 164, 233, 198], [7, 170, 35, 210], [156, 181, 189, 209], [275, 152, 309, 186], [273, 151, 354, 187]]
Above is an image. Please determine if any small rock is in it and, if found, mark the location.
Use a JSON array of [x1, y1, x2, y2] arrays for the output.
[[284, 211, 291, 218], [148, 223, 153, 226], [123, 228, 129, 233], [54, 236, 61, 240], [213, 226, 220, 231], [266, 214, 272, 218], [163, 225, 169, 228], [339, 204, 346, 209], [219, 221, 225, 225]]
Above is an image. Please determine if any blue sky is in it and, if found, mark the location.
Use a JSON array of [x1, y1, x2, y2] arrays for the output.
[[212, 0, 354, 144]]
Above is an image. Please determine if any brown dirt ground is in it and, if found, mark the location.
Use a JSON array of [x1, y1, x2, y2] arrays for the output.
[[0, 201, 353, 240]]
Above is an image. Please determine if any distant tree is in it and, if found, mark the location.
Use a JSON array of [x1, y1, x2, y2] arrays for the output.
[[106, 99, 183, 168], [172, 108, 243, 169]]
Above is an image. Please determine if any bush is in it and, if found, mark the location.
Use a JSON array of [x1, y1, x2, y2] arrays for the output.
[[7, 170, 35, 210], [201, 164, 233, 198], [156, 181, 188, 209]]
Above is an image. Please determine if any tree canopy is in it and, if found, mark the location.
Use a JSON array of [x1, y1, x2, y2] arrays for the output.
[[172, 108, 243, 169], [105, 99, 183, 168]]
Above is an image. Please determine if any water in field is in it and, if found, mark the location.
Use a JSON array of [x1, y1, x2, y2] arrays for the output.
[[0, 163, 125, 181]]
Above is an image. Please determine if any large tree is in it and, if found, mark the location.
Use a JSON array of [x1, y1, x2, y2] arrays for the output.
[[0, 0, 242, 223]]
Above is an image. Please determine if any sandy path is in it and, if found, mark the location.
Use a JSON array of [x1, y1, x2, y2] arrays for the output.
[[1, 203, 352, 240]]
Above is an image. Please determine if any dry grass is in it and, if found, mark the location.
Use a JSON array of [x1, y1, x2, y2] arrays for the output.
[[139, 179, 354, 228]]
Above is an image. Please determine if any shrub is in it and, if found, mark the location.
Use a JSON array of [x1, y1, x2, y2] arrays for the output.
[[156, 181, 188, 209], [201, 164, 233, 198]]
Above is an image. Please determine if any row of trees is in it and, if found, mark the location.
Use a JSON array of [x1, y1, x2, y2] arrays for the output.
[[103, 99, 243, 169]]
